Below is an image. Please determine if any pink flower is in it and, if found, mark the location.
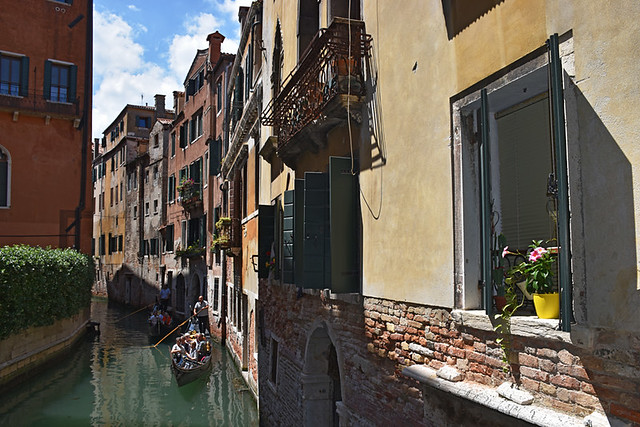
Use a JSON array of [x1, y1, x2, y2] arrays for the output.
[[502, 246, 509, 258], [528, 247, 548, 262]]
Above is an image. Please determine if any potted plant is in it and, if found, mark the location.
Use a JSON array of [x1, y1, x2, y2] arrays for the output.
[[503, 240, 559, 319]]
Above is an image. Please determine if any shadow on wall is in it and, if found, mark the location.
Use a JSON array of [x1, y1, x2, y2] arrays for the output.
[[441, 0, 506, 40], [105, 265, 161, 308], [570, 79, 638, 331]]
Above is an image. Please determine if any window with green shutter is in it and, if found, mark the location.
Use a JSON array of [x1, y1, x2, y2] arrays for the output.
[[258, 205, 275, 279], [0, 53, 28, 96], [44, 60, 77, 102]]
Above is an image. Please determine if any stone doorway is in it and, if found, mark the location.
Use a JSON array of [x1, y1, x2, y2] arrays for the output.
[[302, 324, 343, 426]]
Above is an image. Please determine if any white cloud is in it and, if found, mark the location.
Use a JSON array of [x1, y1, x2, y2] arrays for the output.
[[167, 13, 221, 83], [208, 0, 253, 15], [127, 4, 140, 12], [92, 8, 180, 139]]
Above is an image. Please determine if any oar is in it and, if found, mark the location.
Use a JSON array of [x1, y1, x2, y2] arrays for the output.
[[114, 303, 154, 323], [152, 314, 197, 348]]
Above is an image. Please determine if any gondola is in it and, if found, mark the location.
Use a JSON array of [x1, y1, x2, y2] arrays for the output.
[[171, 354, 212, 387]]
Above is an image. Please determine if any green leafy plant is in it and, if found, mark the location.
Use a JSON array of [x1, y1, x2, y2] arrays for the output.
[[177, 178, 200, 200], [503, 240, 556, 294], [175, 241, 205, 258], [0, 245, 94, 340]]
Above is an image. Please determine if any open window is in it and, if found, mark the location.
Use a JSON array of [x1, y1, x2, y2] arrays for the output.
[[453, 34, 572, 331]]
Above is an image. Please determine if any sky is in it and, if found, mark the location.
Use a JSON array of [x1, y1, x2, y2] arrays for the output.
[[93, 0, 252, 141]]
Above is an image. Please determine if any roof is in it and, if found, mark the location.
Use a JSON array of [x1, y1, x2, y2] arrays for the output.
[[103, 104, 156, 135]]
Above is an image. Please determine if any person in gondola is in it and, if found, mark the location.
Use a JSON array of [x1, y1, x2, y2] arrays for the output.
[[193, 296, 210, 335], [159, 284, 171, 312], [171, 337, 186, 366]]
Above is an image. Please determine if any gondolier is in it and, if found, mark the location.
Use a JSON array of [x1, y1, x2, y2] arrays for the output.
[[193, 295, 210, 335]]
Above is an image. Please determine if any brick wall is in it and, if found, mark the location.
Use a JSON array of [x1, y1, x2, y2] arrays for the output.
[[258, 282, 425, 426], [364, 297, 640, 425]]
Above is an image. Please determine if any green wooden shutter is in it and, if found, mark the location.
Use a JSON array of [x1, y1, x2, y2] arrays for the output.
[[43, 60, 52, 100], [549, 33, 572, 331], [19, 56, 29, 97], [303, 172, 330, 289], [258, 205, 275, 279], [68, 64, 77, 102], [479, 88, 493, 315], [294, 180, 305, 285], [329, 157, 359, 293], [282, 190, 295, 282]]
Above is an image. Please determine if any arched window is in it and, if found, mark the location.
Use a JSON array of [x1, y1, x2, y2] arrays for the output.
[[0, 146, 10, 208]]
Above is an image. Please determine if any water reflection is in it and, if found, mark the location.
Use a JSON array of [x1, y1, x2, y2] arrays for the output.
[[0, 298, 258, 426]]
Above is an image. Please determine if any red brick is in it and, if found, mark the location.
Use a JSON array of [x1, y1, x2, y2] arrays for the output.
[[389, 333, 403, 341], [539, 358, 557, 374], [569, 390, 600, 409], [452, 338, 464, 348], [518, 352, 538, 368], [429, 360, 444, 370], [418, 337, 427, 346], [484, 356, 505, 369], [557, 349, 576, 365], [551, 400, 578, 414], [469, 362, 491, 375], [581, 381, 596, 395], [473, 342, 487, 353], [557, 364, 589, 380], [467, 351, 485, 364], [433, 351, 445, 361], [406, 313, 414, 320], [447, 346, 465, 358], [550, 374, 581, 390], [610, 403, 640, 424], [556, 387, 571, 402], [536, 348, 559, 361], [540, 382, 557, 396], [405, 326, 418, 335], [520, 366, 549, 382], [520, 377, 540, 392]]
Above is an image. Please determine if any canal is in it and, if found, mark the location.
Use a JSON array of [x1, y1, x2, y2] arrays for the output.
[[0, 298, 259, 426]]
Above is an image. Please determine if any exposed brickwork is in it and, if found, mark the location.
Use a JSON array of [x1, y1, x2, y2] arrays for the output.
[[362, 297, 640, 425]]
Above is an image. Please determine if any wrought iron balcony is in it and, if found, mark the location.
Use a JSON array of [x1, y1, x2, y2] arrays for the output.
[[261, 18, 372, 165], [0, 90, 80, 118]]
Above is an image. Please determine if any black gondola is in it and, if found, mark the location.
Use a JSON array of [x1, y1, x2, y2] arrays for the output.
[[171, 355, 212, 387]]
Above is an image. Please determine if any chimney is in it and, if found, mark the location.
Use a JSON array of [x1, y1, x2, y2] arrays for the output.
[[238, 7, 249, 28], [207, 31, 225, 66], [154, 94, 166, 119]]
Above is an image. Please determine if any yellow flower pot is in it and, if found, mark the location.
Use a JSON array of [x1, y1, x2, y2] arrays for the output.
[[533, 293, 560, 319]]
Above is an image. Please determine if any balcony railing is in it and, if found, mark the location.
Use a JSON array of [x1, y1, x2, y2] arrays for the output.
[[0, 90, 80, 117], [261, 18, 372, 154]]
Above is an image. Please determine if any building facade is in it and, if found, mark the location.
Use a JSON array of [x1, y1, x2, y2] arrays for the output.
[[256, 0, 640, 426], [93, 101, 168, 304], [0, 0, 93, 253]]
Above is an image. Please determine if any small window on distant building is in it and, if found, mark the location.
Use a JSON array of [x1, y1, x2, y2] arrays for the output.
[[0, 146, 10, 207], [136, 116, 150, 128], [153, 165, 158, 181], [153, 199, 158, 214], [154, 133, 159, 147], [133, 205, 137, 218], [145, 202, 149, 216]]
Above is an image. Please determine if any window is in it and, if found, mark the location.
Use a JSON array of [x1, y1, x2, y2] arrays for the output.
[[181, 221, 187, 248], [452, 35, 573, 330], [133, 205, 137, 219], [180, 122, 188, 148], [114, 185, 118, 204], [118, 235, 123, 252], [154, 199, 158, 214], [99, 234, 105, 255], [168, 174, 176, 203], [145, 202, 149, 216], [171, 132, 176, 157], [154, 133, 159, 147], [110, 187, 113, 207], [153, 165, 158, 181], [245, 45, 253, 99], [44, 61, 77, 103], [190, 111, 203, 142], [0, 53, 28, 97], [165, 224, 174, 252], [216, 79, 223, 113], [145, 170, 149, 183], [270, 338, 279, 384], [150, 238, 158, 256], [213, 278, 220, 312], [204, 151, 209, 188], [136, 116, 150, 128]]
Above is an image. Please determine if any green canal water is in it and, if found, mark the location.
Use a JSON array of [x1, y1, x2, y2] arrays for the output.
[[0, 298, 259, 426]]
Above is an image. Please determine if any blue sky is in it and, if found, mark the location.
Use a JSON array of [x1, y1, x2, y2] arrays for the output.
[[93, 0, 251, 140]]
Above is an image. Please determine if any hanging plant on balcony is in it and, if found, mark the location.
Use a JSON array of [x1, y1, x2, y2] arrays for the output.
[[213, 217, 232, 249], [175, 241, 205, 259], [177, 178, 200, 201]]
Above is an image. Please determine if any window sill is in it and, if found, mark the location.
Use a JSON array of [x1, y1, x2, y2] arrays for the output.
[[451, 310, 570, 343]]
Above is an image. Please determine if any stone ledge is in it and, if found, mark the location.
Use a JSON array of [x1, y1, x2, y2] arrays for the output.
[[403, 364, 584, 427], [451, 310, 571, 342]]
